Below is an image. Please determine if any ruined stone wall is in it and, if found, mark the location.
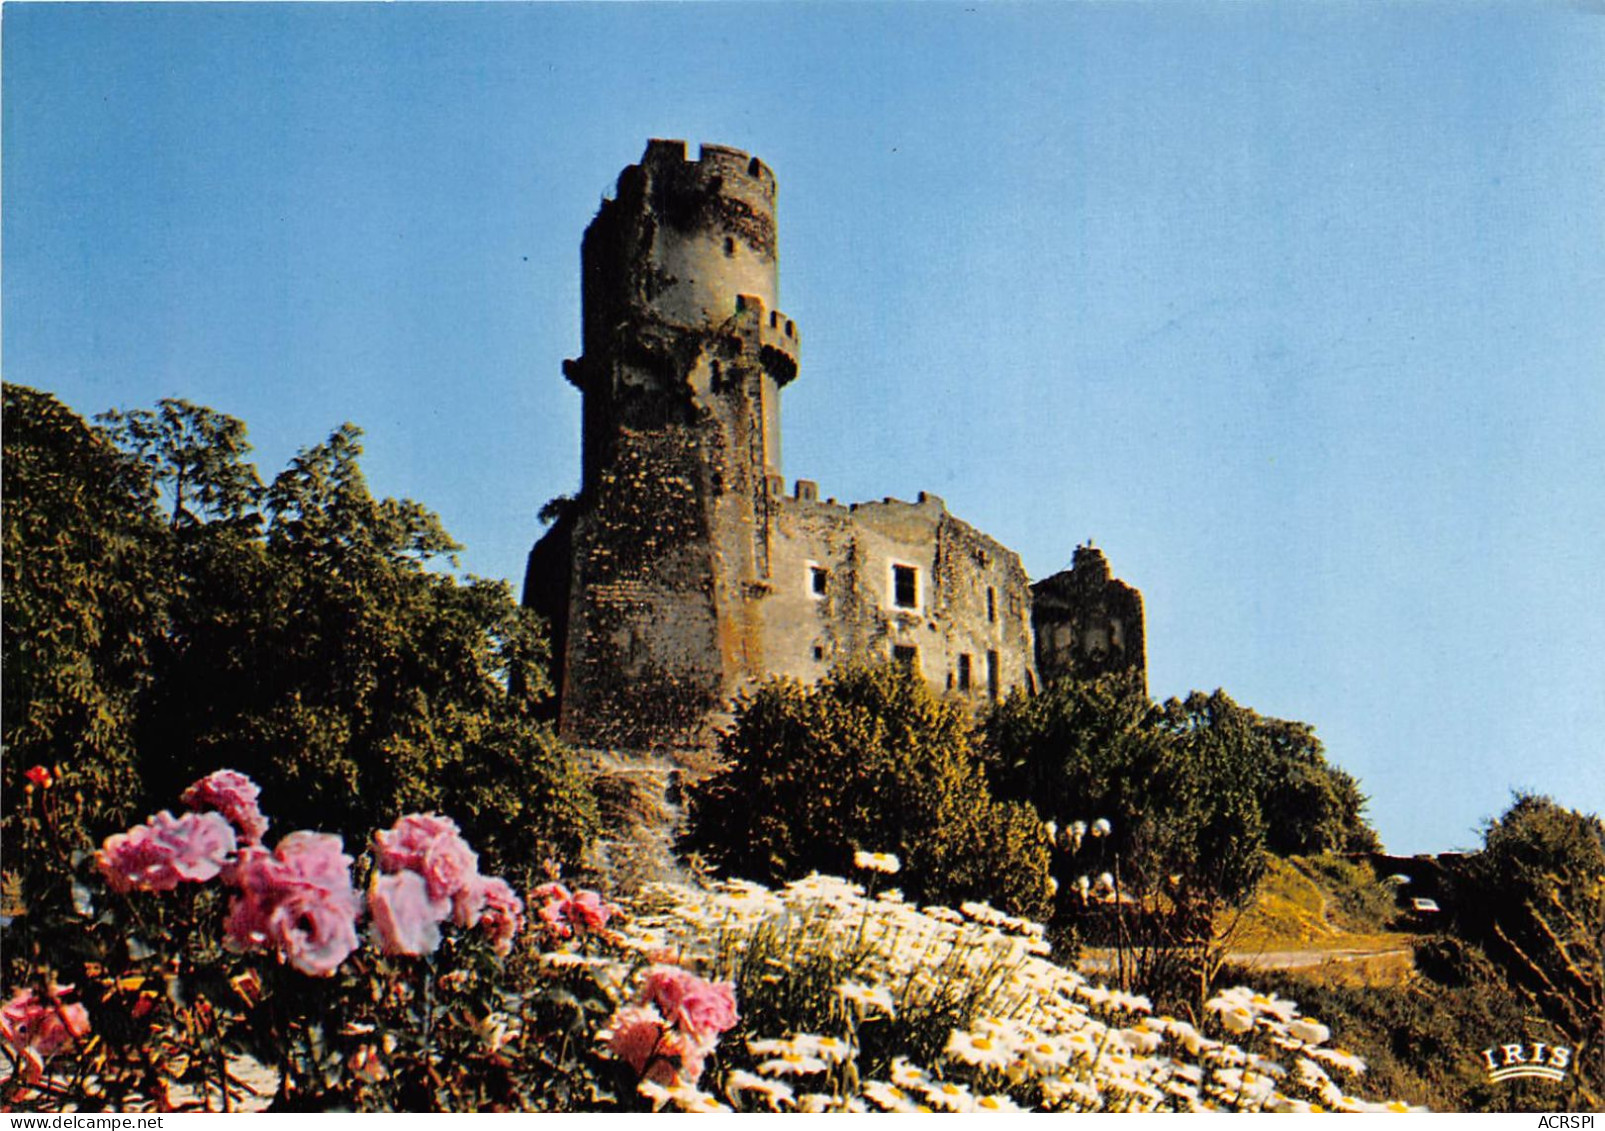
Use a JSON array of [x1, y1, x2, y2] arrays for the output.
[[759, 487, 1038, 703], [523, 140, 1160, 886], [1031, 544, 1147, 693]]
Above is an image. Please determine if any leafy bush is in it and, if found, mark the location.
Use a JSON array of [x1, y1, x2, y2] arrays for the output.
[[1295, 854, 1400, 932], [1, 386, 597, 895], [982, 678, 1384, 1008], [1446, 795, 1605, 1105], [1254, 718, 1380, 856], [1236, 956, 1588, 1113], [2, 386, 159, 850], [682, 663, 1052, 920]]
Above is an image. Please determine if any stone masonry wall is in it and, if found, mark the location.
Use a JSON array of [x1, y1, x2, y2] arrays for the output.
[[1032, 543, 1148, 693]]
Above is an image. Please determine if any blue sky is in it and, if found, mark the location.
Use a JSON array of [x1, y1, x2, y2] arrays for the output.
[[6, 2, 1602, 855]]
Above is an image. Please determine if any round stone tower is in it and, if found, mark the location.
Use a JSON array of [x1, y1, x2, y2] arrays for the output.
[[582, 140, 779, 343], [568, 140, 798, 489], [528, 140, 801, 770]]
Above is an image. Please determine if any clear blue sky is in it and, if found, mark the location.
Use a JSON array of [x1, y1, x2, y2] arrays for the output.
[[6, 2, 1602, 856]]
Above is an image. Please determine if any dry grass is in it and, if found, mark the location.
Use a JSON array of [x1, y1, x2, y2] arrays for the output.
[[1225, 856, 1419, 987]]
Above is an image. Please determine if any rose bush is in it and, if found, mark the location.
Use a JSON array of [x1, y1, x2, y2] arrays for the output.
[[3, 767, 1424, 1114], [1, 770, 570, 1111]]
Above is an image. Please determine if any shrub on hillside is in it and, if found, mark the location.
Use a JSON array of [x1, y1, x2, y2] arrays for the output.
[[1, 386, 597, 900], [1236, 957, 1586, 1113], [982, 678, 1383, 1008], [1448, 795, 1604, 1105], [682, 663, 1052, 920]]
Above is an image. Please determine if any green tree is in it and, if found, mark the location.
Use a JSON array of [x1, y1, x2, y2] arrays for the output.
[[982, 682, 1281, 1005], [2, 385, 159, 835], [1149, 690, 1272, 914], [982, 672, 1165, 849], [4, 387, 596, 888], [1256, 717, 1380, 855], [684, 663, 1052, 919], [98, 398, 263, 532], [130, 418, 596, 874], [1451, 794, 1604, 1105]]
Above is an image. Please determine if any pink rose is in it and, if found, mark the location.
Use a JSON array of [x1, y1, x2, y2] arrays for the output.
[[98, 810, 237, 893], [536, 882, 614, 938], [451, 877, 488, 928], [223, 883, 273, 951], [641, 966, 739, 1042], [222, 832, 361, 977], [0, 987, 90, 1083], [419, 829, 478, 902], [369, 870, 451, 956], [266, 884, 363, 976], [181, 769, 269, 845], [373, 813, 481, 904], [570, 889, 612, 931], [473, 876, 525, 955], [275, 831, 358, 891], [607, 1004, 703, 1086], [372, 813, 463, 874]]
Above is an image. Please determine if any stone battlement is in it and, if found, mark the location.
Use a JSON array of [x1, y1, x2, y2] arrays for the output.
[[732, 294, 800, 366], [639, 139, 777, 198]]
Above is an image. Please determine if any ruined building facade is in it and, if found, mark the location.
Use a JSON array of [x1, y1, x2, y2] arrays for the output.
[[524, 141, 1145, 766]]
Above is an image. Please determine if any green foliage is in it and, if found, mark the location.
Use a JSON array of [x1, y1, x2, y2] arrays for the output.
[[1150, 690, 1272, 909], [1450, 795, 1605, 1103], [1240, 953, 1591, 1113], [982, 679, 1267, 952], [99, 399, 264, 531], [1, 386, 165, 960], [2, 384, 597, 888], [1260, 796, 1605, 1113], [1255, 718, 1380, 855], [983, 672, 1165, 847], [1294, 854, 1401, 933], [981, 680, 1380, 1008], [145, 413, 595, 876], [2, 387, 158, 842], [683, 663, 1052, 920]]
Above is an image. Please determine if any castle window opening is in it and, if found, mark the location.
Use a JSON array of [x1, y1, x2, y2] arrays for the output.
[[958, 653, 973, 692], [813, 645, 825, 661], [810, 566, 828, 596], [892, 564, 918, 609], [987, 586, 997, 623], [986, 650, 1000, 700], [893, 644, 919, 673], [723, 236, 736, 257]]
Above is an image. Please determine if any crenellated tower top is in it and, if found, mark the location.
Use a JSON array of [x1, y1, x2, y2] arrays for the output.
[[579, 140, 783, 355], [565, 141, 799, 490]]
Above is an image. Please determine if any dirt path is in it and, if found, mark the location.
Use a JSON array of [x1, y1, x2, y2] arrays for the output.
[[1226, 946, 1414, 970], [1078, 943, 1414, 976]]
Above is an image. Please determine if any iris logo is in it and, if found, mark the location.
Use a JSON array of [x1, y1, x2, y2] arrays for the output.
[[1480, 1040, 1572, 1083]]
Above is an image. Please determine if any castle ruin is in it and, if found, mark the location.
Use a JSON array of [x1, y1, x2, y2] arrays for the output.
[[524, 140, 1145, 780]]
